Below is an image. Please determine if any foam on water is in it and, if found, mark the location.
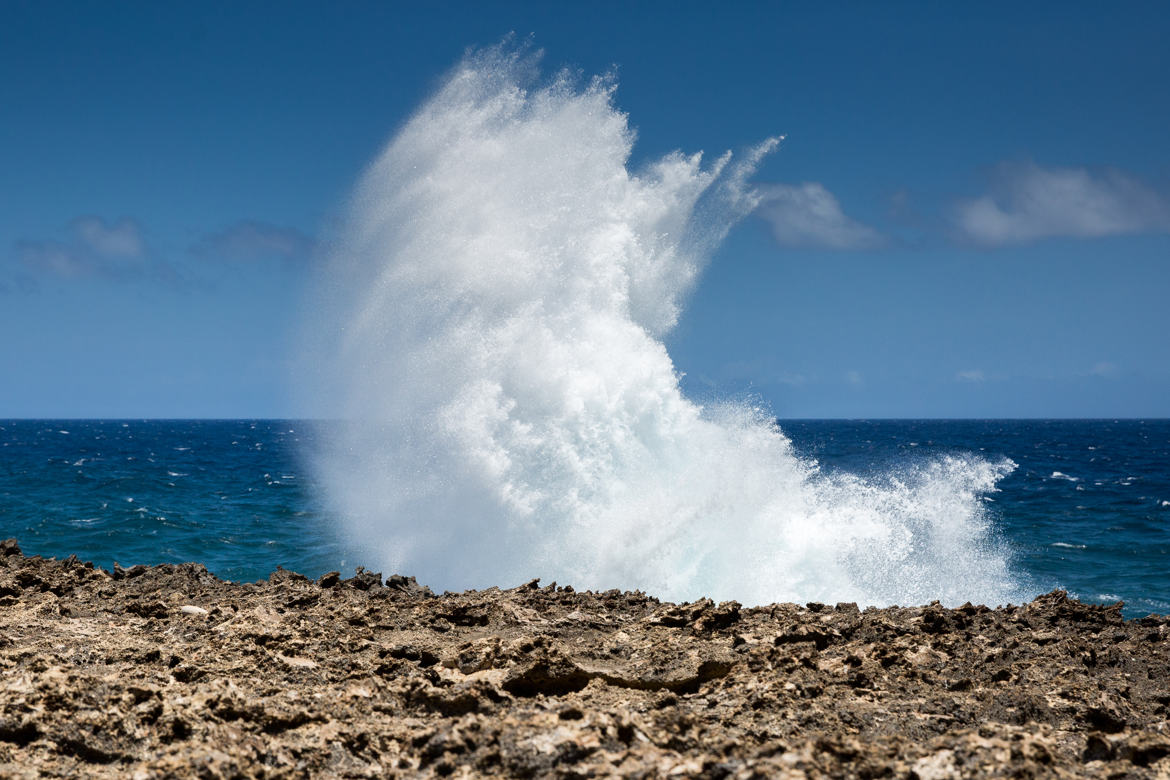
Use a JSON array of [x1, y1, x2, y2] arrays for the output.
[[304, 44, 1023, 607]]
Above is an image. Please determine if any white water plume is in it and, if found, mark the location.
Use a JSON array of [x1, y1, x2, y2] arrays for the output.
[[304, 43, 1023, 607]]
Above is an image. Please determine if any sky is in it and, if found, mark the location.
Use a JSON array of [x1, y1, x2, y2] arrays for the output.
[[2, 1, 1168, 418]]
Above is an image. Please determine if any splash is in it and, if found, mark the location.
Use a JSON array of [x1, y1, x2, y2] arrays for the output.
[[304, 44, 1022, 607]]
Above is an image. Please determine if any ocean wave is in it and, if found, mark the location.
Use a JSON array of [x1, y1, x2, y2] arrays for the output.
[[303, 42, 1023, 608]]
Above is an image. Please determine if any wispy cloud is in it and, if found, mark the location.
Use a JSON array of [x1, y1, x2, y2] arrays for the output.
[[9, 216, 317, 290], [718, 359, 810, 388], [954, 163, 1170, 246], [955, 369, 986, 383], [756, 183, 884, 250], [72, 216, 144, 258], [15, 216, 154, 280], [193, 221, 317, 264], [1088, 361, 1119, 378]]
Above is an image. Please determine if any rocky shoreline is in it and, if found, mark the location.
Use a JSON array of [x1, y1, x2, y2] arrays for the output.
[[0, 539, 1168, 778]]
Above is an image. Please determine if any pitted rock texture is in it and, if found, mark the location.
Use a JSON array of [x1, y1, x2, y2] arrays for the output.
[[0, 538, 1168, 778]]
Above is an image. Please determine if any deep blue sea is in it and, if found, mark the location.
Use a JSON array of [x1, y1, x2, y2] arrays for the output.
[[1, 419, 1166, 617]]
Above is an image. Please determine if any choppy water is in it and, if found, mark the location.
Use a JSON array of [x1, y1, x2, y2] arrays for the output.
[[783, 419, 1170, 617], [1, 419, 1166, 617], [0, 420, 347, 583]]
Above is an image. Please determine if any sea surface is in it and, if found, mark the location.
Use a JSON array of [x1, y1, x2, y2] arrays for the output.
[[1, 419, 1166, 617]]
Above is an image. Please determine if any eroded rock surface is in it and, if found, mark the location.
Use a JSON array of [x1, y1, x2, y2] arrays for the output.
[[0, 538, 1168, 777]]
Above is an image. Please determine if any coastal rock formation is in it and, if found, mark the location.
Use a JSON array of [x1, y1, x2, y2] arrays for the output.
[[0, 538, 1167, 777]]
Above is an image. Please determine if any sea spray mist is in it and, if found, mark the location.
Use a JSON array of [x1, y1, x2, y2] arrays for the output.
[[302, 42, 1022, 607]]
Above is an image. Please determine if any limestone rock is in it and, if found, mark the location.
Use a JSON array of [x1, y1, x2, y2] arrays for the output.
[[0, 545, 1166, 778]]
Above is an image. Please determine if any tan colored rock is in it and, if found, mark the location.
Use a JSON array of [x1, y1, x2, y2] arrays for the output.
[[0, 540, 1166, 777]]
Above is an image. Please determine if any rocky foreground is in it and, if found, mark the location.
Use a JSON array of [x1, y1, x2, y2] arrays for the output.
[[0, 541, 1168, 778]]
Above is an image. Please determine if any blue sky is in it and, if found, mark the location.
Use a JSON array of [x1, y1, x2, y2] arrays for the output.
[[2, 1, 1168, 418]]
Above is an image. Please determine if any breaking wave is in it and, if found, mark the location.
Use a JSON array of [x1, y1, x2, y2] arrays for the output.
[[303, 43, 1023, 607]]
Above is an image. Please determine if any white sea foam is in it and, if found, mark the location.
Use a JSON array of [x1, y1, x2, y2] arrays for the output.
[[302, 43, 1023, 608], [1050, 471, 1079, 482]]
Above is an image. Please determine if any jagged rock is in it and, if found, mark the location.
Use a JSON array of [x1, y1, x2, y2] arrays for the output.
[[111, 562, 148, 580], [0, 545, 1166, 778], [315, 570, 340, 588], [344, 566, 382, 590], [386, 573, 434, 597]]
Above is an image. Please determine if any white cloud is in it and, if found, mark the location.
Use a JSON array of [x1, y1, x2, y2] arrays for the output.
[[845, 370, 863, 386], [956, 369, 986, 383], [775, 372, 808, 387], [194, 221, 317, 263], [714, 360, 808, 388], [16, 241, 85, 278], [954, 163, 1170, 245], [756, 183, 883, 250], [72, 216, 145, 258], [1089, 362, 1119, 378], [15, 216, 149, 279]]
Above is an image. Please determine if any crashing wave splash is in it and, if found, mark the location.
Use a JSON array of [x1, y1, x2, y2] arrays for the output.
[[305, 43, 1023, 608]]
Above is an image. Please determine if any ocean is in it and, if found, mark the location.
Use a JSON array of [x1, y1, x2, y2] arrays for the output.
[[1, 419, 1166, 617]]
